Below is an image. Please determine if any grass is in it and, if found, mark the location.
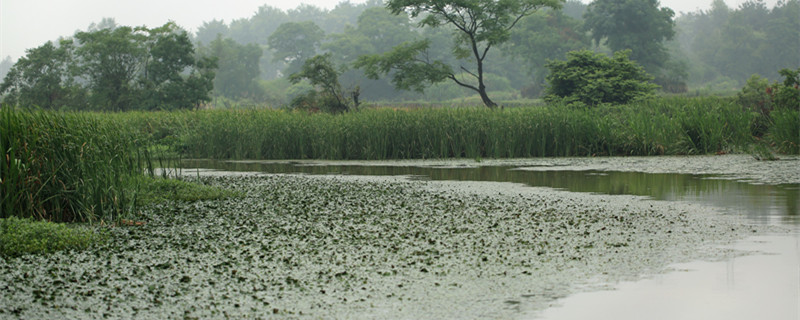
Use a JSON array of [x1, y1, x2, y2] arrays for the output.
[[768, 109, 799, 154], [0, 216, 106, 258], [1, 108, 150, 223], [141, 96, 759, 160], [134, 176, 243, 205]]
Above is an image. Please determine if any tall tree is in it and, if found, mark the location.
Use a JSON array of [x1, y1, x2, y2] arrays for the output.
[[268, 21, 324, 75], [200, 36, 263, 100], [0, 40, 85, 109], [583, 0, 675, 74], [355, 0, 562, 108], [3, 22, 215, 110], [504, 8, 590, 97], [75, 26, 146, 111]]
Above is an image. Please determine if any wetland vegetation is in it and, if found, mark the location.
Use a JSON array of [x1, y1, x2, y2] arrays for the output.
[[0, 0, 797, 317]]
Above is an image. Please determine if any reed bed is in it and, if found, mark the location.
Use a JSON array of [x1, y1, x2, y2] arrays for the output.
[[1, 108, 149, 222], [166, 97, 758, 160]]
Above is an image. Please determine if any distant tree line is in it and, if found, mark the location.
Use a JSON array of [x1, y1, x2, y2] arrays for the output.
[[0, 21, 215, 111], [1, 0, 797, 109]]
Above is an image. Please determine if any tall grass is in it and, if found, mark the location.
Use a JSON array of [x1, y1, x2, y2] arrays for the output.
[[154, 96, 755, 160], [1, 108, 149, 222], [768, 109, 800, 154]]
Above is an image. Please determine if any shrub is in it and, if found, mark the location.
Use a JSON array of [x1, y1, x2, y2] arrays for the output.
[[544, 50, 660, 106]]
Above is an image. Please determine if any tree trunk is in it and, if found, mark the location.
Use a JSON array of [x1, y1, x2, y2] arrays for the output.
[[478, 82, 497, 108]]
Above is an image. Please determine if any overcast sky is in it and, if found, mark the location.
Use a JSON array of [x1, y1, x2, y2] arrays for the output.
[[0, 0, 780, 62]]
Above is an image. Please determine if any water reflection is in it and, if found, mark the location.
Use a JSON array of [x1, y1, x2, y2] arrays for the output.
[[181, 160, 799, 225]]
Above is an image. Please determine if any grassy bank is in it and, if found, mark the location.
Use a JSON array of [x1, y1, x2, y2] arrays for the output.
[[120, 96, 776, 160]]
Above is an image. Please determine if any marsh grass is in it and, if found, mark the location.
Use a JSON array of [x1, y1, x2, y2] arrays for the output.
[[768, 109, 799, 154], [1, 108, 148, 222], [165, 97, 755, 160]]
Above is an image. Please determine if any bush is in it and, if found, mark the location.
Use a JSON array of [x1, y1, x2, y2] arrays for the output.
[[544, 50, 660, 106], [0, 217, 105, 258], [737, 68, 800, 137]]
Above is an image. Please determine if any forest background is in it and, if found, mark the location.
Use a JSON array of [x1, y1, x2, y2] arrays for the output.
[[0, 0, 797, 110]]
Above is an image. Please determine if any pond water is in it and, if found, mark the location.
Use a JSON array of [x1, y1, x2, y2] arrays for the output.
[[181, 160, 800, 319], [181, 160, 799, 226]]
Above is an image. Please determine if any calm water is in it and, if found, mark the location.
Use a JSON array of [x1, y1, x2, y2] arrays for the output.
[[181, 160, 799, 226]]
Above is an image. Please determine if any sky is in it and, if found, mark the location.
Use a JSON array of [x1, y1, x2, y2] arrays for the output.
[[0, 0, 781, 62]]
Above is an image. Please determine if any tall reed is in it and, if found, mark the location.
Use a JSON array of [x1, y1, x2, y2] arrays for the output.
[[768, 109, 800, 154], [1, 108, 148, 222], [169, 97, 753, 160]]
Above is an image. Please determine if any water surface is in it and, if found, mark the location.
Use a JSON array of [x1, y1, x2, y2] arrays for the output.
[[181, 160, 799, 225]]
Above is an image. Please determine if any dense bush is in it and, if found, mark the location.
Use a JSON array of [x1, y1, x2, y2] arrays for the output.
[[544, 50, 660, 106]]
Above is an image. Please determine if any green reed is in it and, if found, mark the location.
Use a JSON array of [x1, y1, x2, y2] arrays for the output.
[[768, 109, 799, 154], [158, 97, 752, 161], [1, 108, 149, 222]]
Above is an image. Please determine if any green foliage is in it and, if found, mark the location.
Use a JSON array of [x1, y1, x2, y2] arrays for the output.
[[140, 97, 754, 160], [1, 22, 215, 111], [289, 54, 356, 113], [0, 40, 86, 109], [583, 0, 675, 74], [0, 216, 106, 258], [505, 8, 590, 97], [357, 0, 563, 108], [773, 68, 800, 111], [678, 0, 800, 86], [199, 36, 263, 101], [1, 108, 150, 222], [134, 177, 242, 205], [737, 68, 800, 137], [356, 40, 453, 93], [267, 21, 325, 75], [544, 50, 659, 106], [768, 108, 799, 154]]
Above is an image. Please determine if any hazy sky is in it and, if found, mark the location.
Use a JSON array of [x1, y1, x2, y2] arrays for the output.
[[0, 0, 780, 62]]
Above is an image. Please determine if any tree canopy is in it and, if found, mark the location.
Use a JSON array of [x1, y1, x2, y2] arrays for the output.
[[545, 49, 659, 106], [1, 22, 215, 111], [356, 0, 563, 108], [583, 0, 675, 74]]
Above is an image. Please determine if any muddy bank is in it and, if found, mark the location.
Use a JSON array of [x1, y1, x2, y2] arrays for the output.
[[0, 169, 779, 319]]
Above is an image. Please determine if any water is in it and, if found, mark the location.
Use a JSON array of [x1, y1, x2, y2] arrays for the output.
[[181, 160, 800, 319], [181, 160, 799, 226]]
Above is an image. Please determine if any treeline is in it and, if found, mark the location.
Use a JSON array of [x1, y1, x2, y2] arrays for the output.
[[188, 0, 798, 106], [0, 21, 215, 111], [0, 0, 797, 109], [676, 0, 800, 90]]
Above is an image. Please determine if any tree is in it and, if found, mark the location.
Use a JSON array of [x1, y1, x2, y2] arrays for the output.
[[2, 22, 215, 111], [289, 54, 356, 113], [0, 40, 85, 109], [504, 8, 590, 97], [268, 21, 325, 75], [355, 0, 562, 108], [200, 36, 263, 100], [545, 49, 659, 106], [139, 23, 216, 110], [583, 0, 675, 74], [75, 26, 146, 111]]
